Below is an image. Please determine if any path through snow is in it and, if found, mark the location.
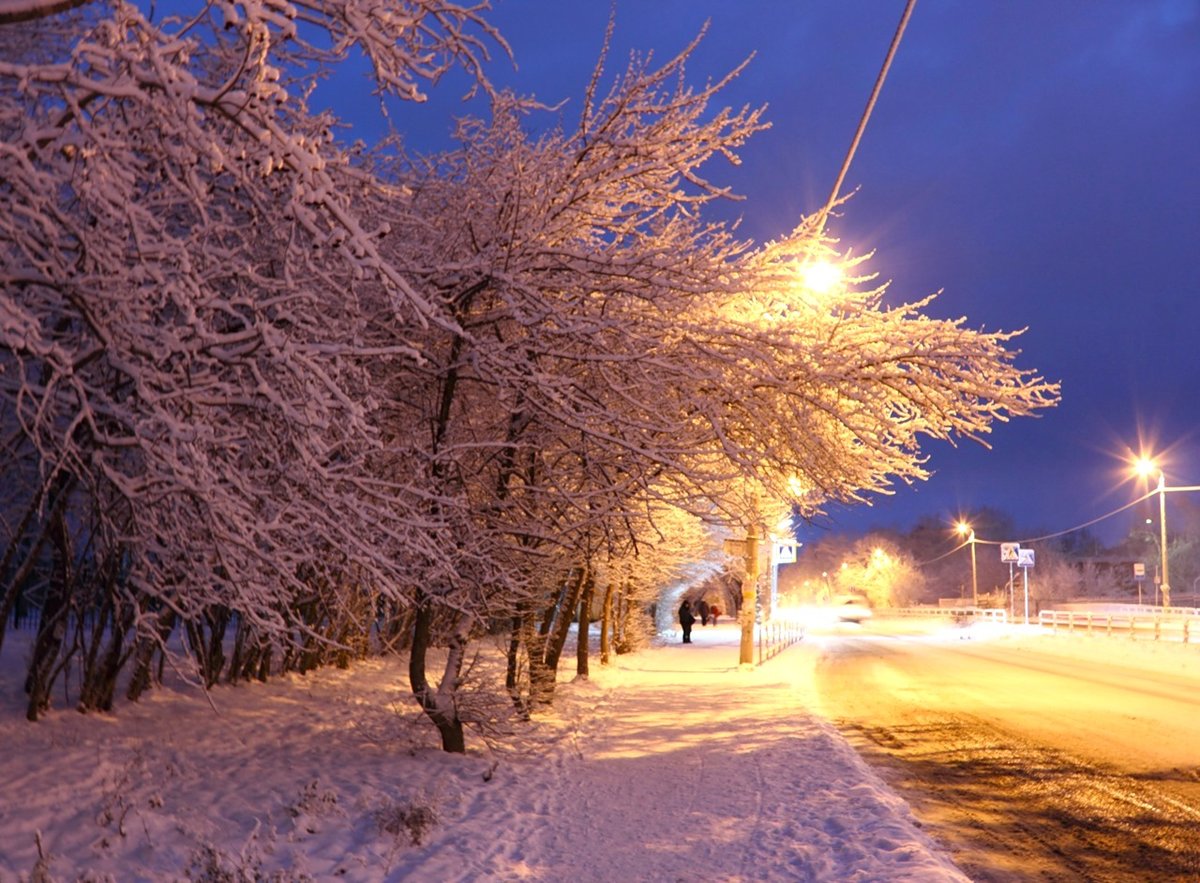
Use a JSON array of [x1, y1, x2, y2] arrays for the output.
[[0, 621, 967, 881]]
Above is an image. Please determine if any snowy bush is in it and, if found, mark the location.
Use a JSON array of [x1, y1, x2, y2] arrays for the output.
[[374, 798, 438, 847]]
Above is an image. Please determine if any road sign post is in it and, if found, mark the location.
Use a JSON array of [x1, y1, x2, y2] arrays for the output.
[[769, 539, 799, 619], [1000, 544, 1020, 620], [1017, 548, 1035, 624]]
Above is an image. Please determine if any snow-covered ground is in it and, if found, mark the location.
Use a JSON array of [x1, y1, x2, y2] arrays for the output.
[[2, 617, 1193, 881]]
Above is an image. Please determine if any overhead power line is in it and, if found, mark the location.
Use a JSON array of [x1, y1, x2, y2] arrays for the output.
[[818, 0, 918, 230], [916, 489, 1172, 569]]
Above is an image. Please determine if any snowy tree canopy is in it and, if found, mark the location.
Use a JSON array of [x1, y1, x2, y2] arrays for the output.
[[1, 0, 506, 716], [2, 2, 1058, 745]]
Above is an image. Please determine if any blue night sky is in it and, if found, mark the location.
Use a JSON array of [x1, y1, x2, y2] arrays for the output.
[[337, 1, 1200, 545]]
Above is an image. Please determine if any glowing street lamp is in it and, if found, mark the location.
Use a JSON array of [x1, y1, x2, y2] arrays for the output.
[[1135, 458, 1171, 608], [956, 521, 978, 606], [799, 259, 843, 295]]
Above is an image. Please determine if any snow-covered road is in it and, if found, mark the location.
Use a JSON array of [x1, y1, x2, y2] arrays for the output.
[[810, 621, 1200, 881], [6, 615, 1198, 881]]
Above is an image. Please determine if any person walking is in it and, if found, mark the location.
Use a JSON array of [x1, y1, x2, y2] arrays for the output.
[[678, 600, 696, 643], [696, 598, 710, 626]]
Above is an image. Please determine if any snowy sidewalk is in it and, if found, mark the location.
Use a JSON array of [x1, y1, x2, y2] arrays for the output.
[[0, 623, 968, 881], [394, 622, 968, 882]]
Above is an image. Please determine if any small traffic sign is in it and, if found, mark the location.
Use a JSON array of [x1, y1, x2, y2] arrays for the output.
[[1000, 542, 1020, 563], [1017, 548, 1035, 568]]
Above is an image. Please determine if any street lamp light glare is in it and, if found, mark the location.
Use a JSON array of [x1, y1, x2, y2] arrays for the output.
[[800, 260, 842, 295], [1135, 457, 1159, 479]]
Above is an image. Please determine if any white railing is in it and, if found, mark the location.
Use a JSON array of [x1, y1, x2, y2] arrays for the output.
[[1049, 602, 1200, 618], [1038, 609, 1198, 644], [756, 617, 806, 665], [882, 606, 1009, 623]]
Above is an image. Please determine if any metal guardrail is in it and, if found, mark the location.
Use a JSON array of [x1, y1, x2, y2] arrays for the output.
[[756, 618, 805, 665], [1038, 609, 1197, 644], [748, 606, 1012, 665], [1049, 602, 1200, 618]]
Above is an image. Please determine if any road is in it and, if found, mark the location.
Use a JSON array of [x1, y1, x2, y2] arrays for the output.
[[809, 621, 1200, 882]]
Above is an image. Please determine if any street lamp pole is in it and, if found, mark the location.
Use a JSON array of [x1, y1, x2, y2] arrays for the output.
[[1138, 459, 1172, 609], [1156, 471, 1171, 608], [957, 522, 978, 607], [969, 532, 978, 607]]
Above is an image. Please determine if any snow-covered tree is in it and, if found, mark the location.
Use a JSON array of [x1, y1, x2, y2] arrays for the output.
[[364, 18, 1057, 739], [828, 537, 924, 608], [0, 0, 503, 717], [358, 27, 774, 735], [595, 498, 719, 663], [4, 0, 1060, 754]]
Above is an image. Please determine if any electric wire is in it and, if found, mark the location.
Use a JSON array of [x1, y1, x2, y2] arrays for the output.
[[807, 0, 1192, 574], [817, 0, 918, 232], [915, 494, 1151, 567], [914, 486, 1200, 568]]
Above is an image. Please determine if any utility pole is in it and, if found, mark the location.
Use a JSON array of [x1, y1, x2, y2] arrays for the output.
[[968, 532, 978, 607], [956, 522, 978, 607], [1157, 472, 1171, 608]]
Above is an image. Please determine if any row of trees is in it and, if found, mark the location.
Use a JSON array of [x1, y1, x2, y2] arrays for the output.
[[1, 0, 1058, 750], [785, 498, 1200, 612]]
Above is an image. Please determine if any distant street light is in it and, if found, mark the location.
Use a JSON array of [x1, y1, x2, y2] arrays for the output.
[[1135, 459, 1171, 608], [955, 521, 978, 606]]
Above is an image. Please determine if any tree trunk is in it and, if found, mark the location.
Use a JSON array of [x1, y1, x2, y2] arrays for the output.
[[77, 562, 134, 713], [78, 600, 131, 712], [615, 587, 637, 654], [599, 579, 614, 665], [0, 475, 72, 655], [126, 607, 176, 702], [25, 506, 74, 721], [526, 629, 555, 709], [528, 567, 585, 706], [409, 601, 467, 753], [504, 613, 531, 719], [184, 607, 229, 688], [575, 567, 594, 679]]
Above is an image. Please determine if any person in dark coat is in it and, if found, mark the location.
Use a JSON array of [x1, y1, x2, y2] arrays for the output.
[[696, 598, 710, 626], [678, 600, 696, 643]]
